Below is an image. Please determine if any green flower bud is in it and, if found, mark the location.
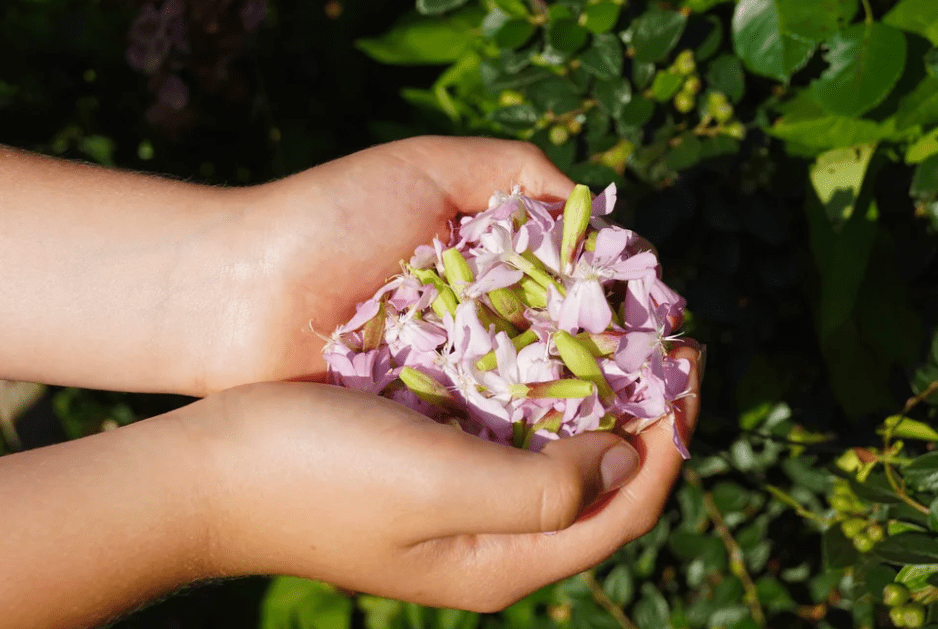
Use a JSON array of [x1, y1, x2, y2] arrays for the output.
[[477, 303, 517, 337], [525, 378, 596, 399], [560, 184, 593, 273], [441, 247, 474, 299], [549, 125, 570, 146], [883, 584, 910, 607], [412, 267, 459, 317], [574, 330, 622, 356], [553, 330, 615, 402], [510, 251, 566, 296], [840, 517, 866, 539], [673, 49, 695, 75], [674, 91, 695, 113], [399, 367, 456, 409], [517, 276, 549, 309], [488, 287, 529, 329]]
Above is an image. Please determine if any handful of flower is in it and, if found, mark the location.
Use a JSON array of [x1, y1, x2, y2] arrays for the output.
[[323, 184, 693, 456]]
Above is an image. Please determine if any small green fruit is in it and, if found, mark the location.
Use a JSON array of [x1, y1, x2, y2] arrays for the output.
[[674, 91, 695, 113], [549, 125, 569, 146], [723, 121, 745, 139], [498, 90, 526, 107], [673, 49, 695, 75], [682, 76, 701, 94], [882, 584, 910, 607], [711, 101, 734, 124], [840, 518, 866, 538], [866, 523, 884, 542], [852, 533, 874, 552], [900, 603, 926, 628], [830, 495, 853, 512], [891, 605, 908, 627]]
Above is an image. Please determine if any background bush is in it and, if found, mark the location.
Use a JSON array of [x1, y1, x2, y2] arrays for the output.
[[3, 1, 938, 627]]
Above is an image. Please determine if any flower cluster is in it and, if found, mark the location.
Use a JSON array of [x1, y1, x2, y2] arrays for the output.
[[323, 184, 693, 455]]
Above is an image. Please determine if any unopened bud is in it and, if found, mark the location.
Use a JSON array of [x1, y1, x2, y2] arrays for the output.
[[411, 267, 459, 317], [399, 367, 456, 409], [574, 330, 622, 356], [553, 330, 615, 401], [441, 247, 474, 299], [517, 276, 548, 308], [488, 288, 529, 329], [525, 378, 596, 399], [477, 302, 518, 337], [361, 299, 387, 351], [560, 184, 593, 273]]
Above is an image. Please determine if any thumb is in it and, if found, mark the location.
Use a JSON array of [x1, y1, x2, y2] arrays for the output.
[[429, 431, 640, 537]]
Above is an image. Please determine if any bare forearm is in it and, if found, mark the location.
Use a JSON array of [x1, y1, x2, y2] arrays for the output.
[[0, 407, 208, 629], [0, 146, 253, 394]]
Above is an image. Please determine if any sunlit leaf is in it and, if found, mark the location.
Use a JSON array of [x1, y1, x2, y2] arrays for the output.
[[628, 8, 687, 63], [884, 0, 938, 45], [732, 0, 815, 81]]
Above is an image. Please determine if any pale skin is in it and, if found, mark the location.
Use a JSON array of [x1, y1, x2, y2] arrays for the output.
[[0, 137, 702, 628]]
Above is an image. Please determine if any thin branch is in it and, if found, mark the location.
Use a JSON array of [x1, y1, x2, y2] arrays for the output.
[[684, 468, 766, 627], [903, 379, 938, 415], [580, 569, 637, 629]]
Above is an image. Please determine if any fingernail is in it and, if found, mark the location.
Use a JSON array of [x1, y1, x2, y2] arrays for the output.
[[699, 344, 708, 386], [600, 443, 639, 492]]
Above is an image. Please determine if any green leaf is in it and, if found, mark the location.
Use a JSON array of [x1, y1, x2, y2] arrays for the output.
[[260, 577, 352, 629], [884, 0, 938, 46], [359, 596, 405, 629], [618, 95, 655, 126], [927, 48, 938, 79], [809, 143, 876, 223], [493, 0, 529, 19], [706, 55, 745, 103], [356, 11, 475, 65], [930, 497, 938, 533], [527, 76, 581, 114], [904, 452, 938, 491], [549, 18, 589, 53], [896, 563, 938, 590], [907, 126, 938, 163], [912, 153, 938, 198], [810, 23, 907, 117], [697, 16, 724, 61], [885, 416, 938, 441], [897, 78, 938, 130], [850, 472, 903, 504], [628, 8, 687, 63], [650, 71, 684, 101], [491, 104, 539, 130], [434, 608, 478, 629], [632, 61, 656, 88], [874, 532, 938, 564], [633, 584, 670, 629], [579, 33, 623, 80], [594, 77, 632, 119], [602, 565, 634, 606], [732, 0, 815, 81], [776, 0, 858, 43], [756, 576, 797, 612], [494, 19, 536, 49], [583, 3, 621, 34], [683, 0, 733, 12], [823, 526, 858, 569], [416, 0, 470, 15], [666, 134, 702, 171]]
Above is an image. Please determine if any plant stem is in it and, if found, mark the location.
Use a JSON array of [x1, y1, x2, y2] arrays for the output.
[[684, 468, 766, 627], [903, 379, 938, 415], [581, 570, 637, 629], [861, 0, 873, 25]]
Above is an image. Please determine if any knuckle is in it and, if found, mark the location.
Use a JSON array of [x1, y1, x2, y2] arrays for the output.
[[537, 461, 584, 532]]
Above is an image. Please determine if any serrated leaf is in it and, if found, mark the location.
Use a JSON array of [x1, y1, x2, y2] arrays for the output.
[[706, 54, 745, 103], [494, 19, 536, 49], [356, 11, 474, 65], [579, 33, 623, 80], [732, 0, 815, 81], [811, 23, 907, 117], [873, 532, 938, 564], [884, 0, 938, 46], [629, 8, 687, 63], [583, 3, 621, 34], [549, 18, 589, 53], [904, 451, 938, 491], [416, 0, 470, 15]]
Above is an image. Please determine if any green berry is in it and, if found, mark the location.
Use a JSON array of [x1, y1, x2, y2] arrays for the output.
[[549, 125, 569, 146], [498, 90, 525, 107], [566, 118, 583, 134], [891, 605, 908, 627], [712, 101, 734, 124], [674, 92, 695, 114], [840, 518, 866, 538], [830, 495, 853, 512], [723, 121, 745, 139], [900, 603, 926, 628], [866, 523, 884, 542], [852, 533, 874, 552], [673, 49, 695, 75], [682, 76, 701, 95], [883, 584, 910, 607]]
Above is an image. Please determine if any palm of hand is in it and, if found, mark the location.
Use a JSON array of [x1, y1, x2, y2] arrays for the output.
[[201, 137, 574, 394]]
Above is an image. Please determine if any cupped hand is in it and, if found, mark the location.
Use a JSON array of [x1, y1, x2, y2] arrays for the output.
[[190, 344, 701, 611], [196, 136, 575, 395]]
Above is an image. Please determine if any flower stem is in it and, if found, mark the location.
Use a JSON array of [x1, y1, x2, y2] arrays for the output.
[[580, 569, 637, 629]]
